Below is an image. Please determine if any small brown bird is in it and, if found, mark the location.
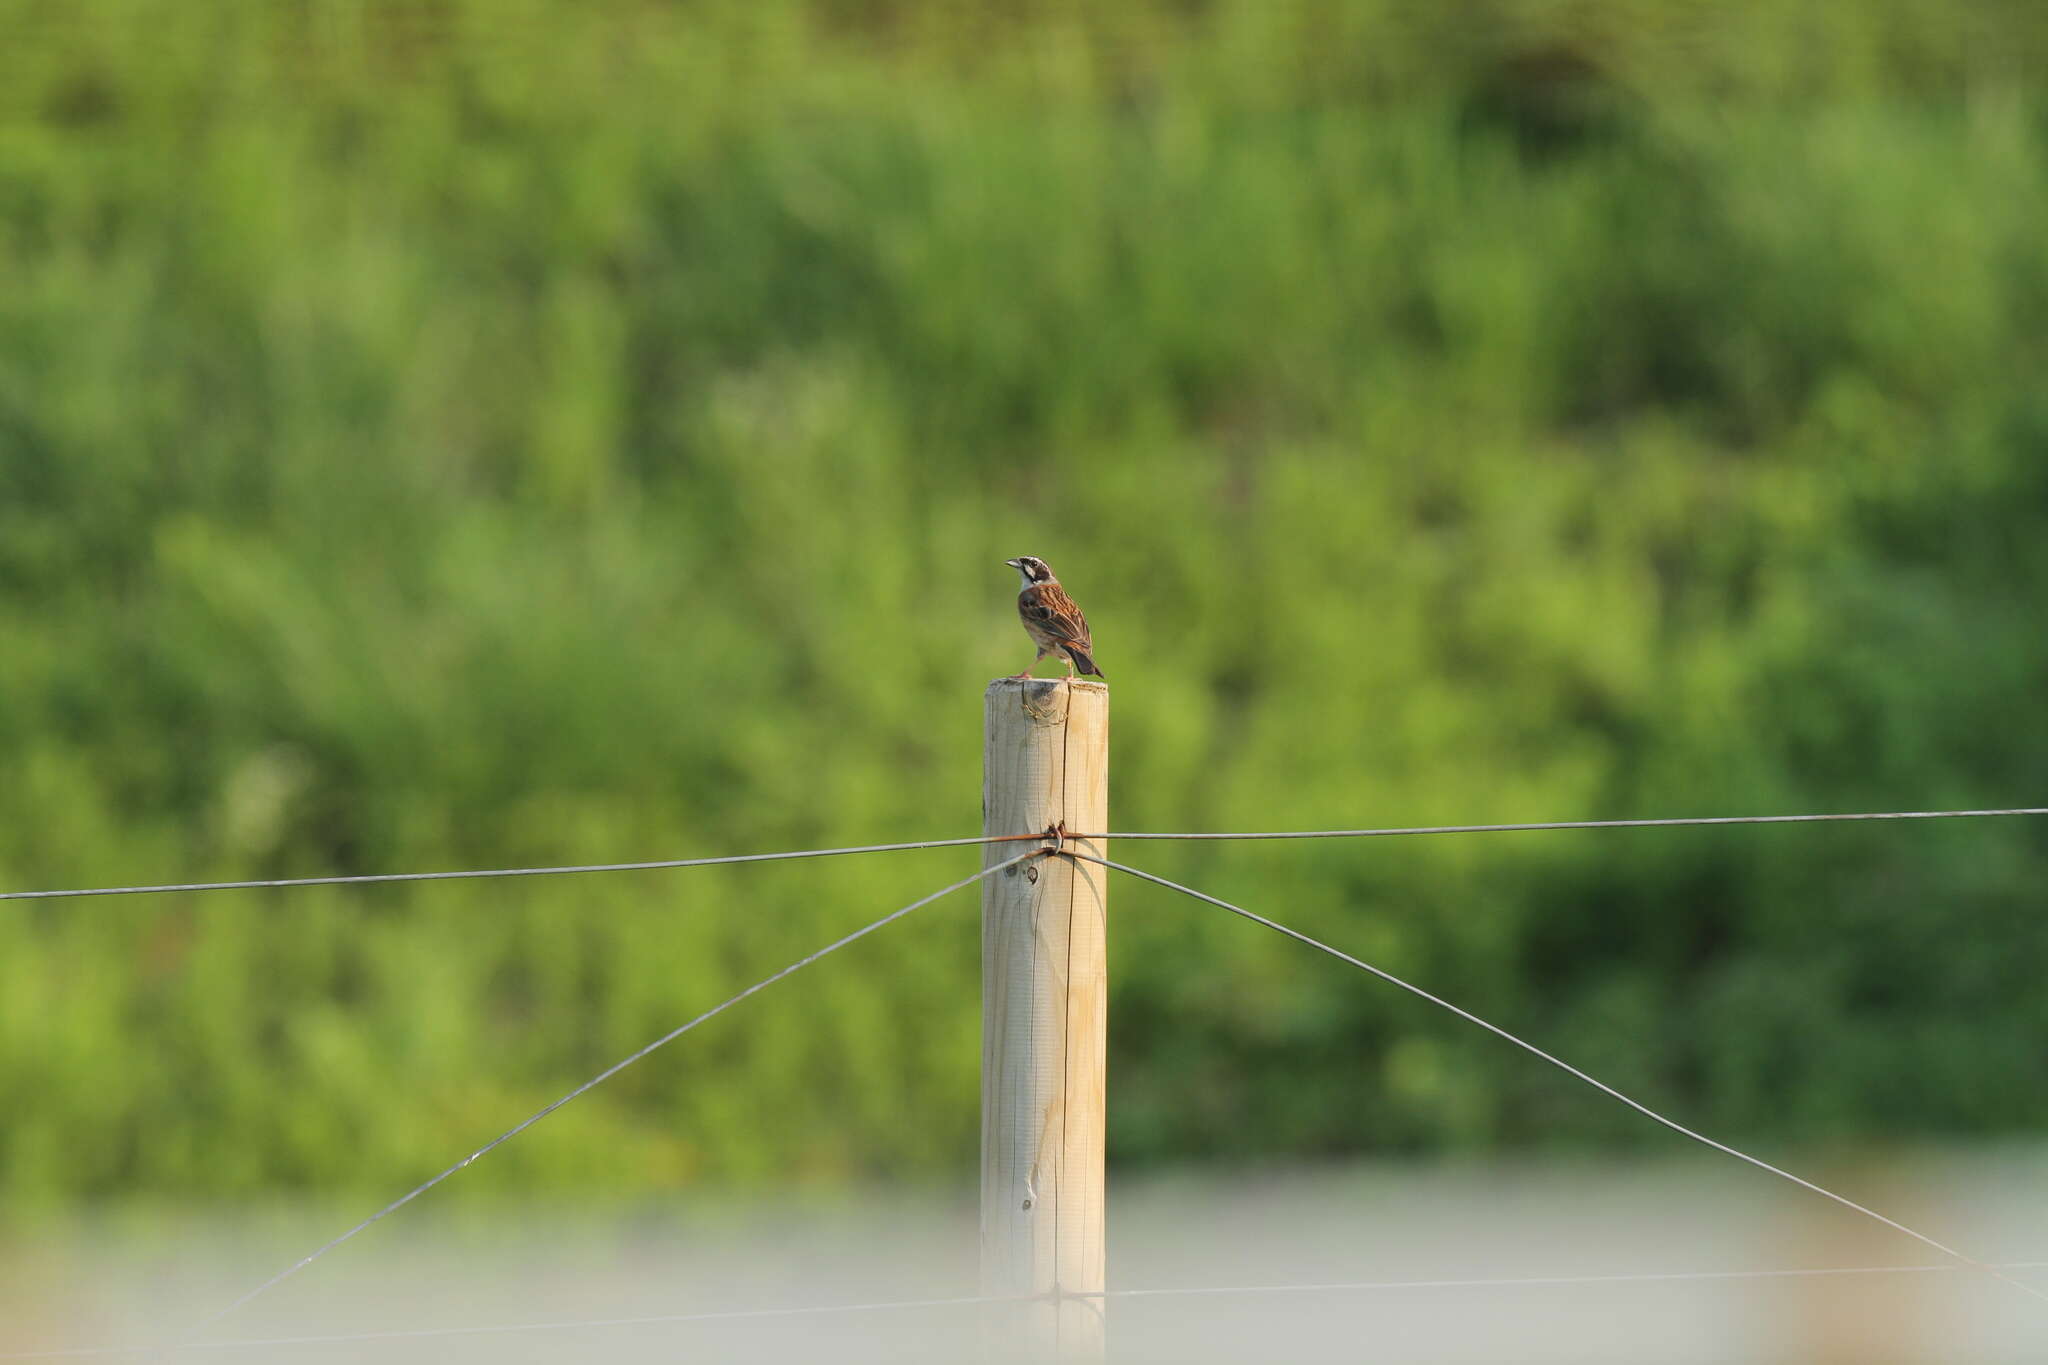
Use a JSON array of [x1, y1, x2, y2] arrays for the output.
[[1004, 556, 1105, 680]]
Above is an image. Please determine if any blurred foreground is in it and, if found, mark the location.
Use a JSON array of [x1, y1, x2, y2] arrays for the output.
[[11, 1150, 2048, 1363]]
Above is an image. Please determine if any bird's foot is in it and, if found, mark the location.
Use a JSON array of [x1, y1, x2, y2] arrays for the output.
[[1008, 669, 1036, 680]]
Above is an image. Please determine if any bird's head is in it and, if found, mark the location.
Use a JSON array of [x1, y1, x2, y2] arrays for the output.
[[1004, 556, 1057, 588]]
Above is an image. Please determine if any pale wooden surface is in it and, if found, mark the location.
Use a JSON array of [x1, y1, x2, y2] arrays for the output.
[[981, 677, 1108, 1362]]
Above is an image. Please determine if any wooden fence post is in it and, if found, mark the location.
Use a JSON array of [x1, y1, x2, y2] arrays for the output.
[[981, 677, 1108, 1362]]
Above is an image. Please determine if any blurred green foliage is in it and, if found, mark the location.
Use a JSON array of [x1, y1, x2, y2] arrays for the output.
[[2, 0, 2048, 1211]]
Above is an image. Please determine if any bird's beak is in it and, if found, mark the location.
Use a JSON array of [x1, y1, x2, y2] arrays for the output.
[[1002, 559, 1021, 569]]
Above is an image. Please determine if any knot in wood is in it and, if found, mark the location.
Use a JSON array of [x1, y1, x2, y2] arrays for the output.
[[1019, 683, 1069, 724]]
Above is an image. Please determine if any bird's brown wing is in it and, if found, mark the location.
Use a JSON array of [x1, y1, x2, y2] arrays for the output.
[[1023, 584, 1094, 653]]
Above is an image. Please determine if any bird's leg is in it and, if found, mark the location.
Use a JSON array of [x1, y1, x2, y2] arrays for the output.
[[1059, 654, 1076, 678], [1009, 647, 1047, 681]]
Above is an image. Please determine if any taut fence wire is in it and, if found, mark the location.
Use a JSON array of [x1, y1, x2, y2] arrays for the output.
[[13, 802, 2048, 1358], [190, 849, 1046, 1333], [1073, 804, 2048, 843], [4, 806, 2042, 904], [1062, 849, 2048, 1307], [0, 834, 1047, 902]]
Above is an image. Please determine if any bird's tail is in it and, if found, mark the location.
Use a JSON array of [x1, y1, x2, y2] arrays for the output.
[[1066, 646, 1104, 679]]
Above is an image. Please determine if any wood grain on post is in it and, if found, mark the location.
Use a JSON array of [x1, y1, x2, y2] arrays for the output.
[[981, 677, 1108, 1362]]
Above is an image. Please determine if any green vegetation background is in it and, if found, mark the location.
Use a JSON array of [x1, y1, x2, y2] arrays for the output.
[[3, 0, 2047, 1212]]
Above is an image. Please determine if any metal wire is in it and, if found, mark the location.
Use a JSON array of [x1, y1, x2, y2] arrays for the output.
[[11, 1261, 2047, 1358], [0, 834, 1048, 903], [1071, 805, 2048, 844], [1066, 851, 2048, 1308], [8, 806, 2039, 905], [4, 802, 2039, 1348], [190, 849, 1046, 1332]]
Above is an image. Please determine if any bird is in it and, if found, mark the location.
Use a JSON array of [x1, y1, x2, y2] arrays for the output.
[[1003, 556, 1105, 680]]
